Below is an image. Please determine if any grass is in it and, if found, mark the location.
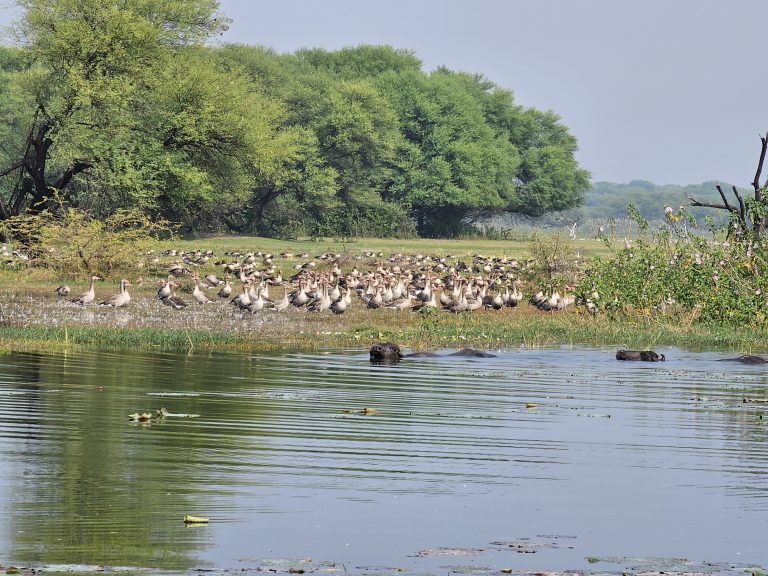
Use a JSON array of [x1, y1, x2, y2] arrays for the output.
[[163, 233, 614, 259], [0, 234, 764, 355]]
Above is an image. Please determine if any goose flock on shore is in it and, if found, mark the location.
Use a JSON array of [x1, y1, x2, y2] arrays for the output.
[[55, 249, 579, 315]]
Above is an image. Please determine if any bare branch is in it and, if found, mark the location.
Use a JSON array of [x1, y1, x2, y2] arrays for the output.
[[687, 193, 739, 214], [53, 161, 93, 191], [754, 132, 768, 195], [715, 185, 733, 211], [732, 185, 746, 221]]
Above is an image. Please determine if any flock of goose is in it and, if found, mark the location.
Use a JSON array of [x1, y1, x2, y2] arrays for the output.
[[54, 249, 578, 315]]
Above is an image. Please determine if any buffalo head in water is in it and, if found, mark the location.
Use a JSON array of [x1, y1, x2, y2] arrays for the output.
[[369, 342, 404, 362], [370, 343, 495, 362], [616, 350, 665, 362]]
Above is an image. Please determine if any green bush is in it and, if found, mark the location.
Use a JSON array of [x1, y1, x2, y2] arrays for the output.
[[577, 206, 768, 326]]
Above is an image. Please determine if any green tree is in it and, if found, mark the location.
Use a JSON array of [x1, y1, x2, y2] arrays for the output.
[[375, 69, 519, 236], [0, 0, 229, 219]]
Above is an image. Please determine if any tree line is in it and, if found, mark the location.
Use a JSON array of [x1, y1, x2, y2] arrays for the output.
[[0, 0, 590, 239]]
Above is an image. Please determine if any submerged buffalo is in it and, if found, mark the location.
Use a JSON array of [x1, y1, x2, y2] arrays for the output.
[[370, 342, 495, 362], [718, 354, 768, 365], [616, 350, 665, 362]]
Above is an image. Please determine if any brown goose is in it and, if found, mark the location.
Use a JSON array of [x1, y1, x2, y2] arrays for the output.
[[330, 288, 348, 315], [70, 276, 101, 305], [230, 282, 252, 310], [161, 282, 188, 309], [272, 288, 291, 312], [157, 275, 174, 300]]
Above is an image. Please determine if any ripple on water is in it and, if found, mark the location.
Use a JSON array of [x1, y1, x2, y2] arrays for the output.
[[0, 346, 765, 572]]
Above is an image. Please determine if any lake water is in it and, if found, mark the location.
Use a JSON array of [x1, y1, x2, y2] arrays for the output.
[[0, 346, 766, 574]]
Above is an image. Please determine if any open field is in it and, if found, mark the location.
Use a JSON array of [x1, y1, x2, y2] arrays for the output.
[[158, 234, 614, 259], [0, 234, 764, 355]]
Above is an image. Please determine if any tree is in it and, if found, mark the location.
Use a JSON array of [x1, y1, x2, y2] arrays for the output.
[[375, 69, 519, 236], [0, 0, 229, 219]]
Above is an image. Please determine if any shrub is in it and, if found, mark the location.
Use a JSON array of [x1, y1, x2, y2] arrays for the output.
[[4, 207, 173, 278], [577, 205, 768, 326]]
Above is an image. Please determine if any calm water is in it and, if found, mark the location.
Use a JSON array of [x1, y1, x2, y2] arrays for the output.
[[0, 346, 766, 574]]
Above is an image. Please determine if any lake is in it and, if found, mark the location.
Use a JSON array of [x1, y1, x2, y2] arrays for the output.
[[0, 346, 766, 574]]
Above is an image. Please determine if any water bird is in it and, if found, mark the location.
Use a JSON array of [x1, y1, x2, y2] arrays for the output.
[[55, 284, 70, 300], [99, 279, 132, 307], [70, 276, 101, 305], [192, 273, 215, 304], [161, 282, 188, 309]]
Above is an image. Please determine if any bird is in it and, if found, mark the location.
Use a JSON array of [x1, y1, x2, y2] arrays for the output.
[[55, 284, 70, 300], [100, 279, 132, 307], [160, 282, 188, 309], [157, 275, 174, 300], [272, 288, 291, 312], [217, 277, 232, 299], [192, 274, 215, 304], [70, 276, 101, 305]]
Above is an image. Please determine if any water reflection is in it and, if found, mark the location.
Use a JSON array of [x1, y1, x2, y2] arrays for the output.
[[0, 347, 766, 572]]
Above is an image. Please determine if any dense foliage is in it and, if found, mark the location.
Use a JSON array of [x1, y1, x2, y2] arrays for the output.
[[0, 1, 590, 238], [577, 206, 768, 326]]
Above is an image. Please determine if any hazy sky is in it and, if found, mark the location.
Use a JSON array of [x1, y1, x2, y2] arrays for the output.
[[2, 0, 767, 186]]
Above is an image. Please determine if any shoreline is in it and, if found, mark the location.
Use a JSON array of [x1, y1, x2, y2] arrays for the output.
[[0, 294, 763, 355]]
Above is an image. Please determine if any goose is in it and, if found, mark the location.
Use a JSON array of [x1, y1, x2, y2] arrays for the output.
[[556, 286, 575, 310], [529, 288, 544, 308], [217, 277, 232, 299], [157, 275, 174, 300], [465, 293, 483, 312], [439, 288, 452, 308], [70, 276, 101, 305], [366, 286, 383, 309], [290, 281, 309, 307], [247, 286, 268, 313], [100, 279, 131, 307], [415, 277, 432, 303], [161, 282, 188, 309], [55, 284, 70, 300], [330, 288, 348, 315], [192, 274, 215, 304], [538, 287, 560, 312], [384, 292, 413, 311], [308, 282, 332, 312], [272, 288, 291, 312], [203, 273, 223, 288], [507, 281, 523, 307], [230, 282, 252, 310], [411, 290, 437, 312]]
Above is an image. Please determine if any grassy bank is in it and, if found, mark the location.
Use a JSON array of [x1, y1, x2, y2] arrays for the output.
[[0, 297, 764, 355], [0, 234, 763, 355]]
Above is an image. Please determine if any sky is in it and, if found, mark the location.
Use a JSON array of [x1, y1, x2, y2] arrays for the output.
[[1, 0, 767, 186]]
